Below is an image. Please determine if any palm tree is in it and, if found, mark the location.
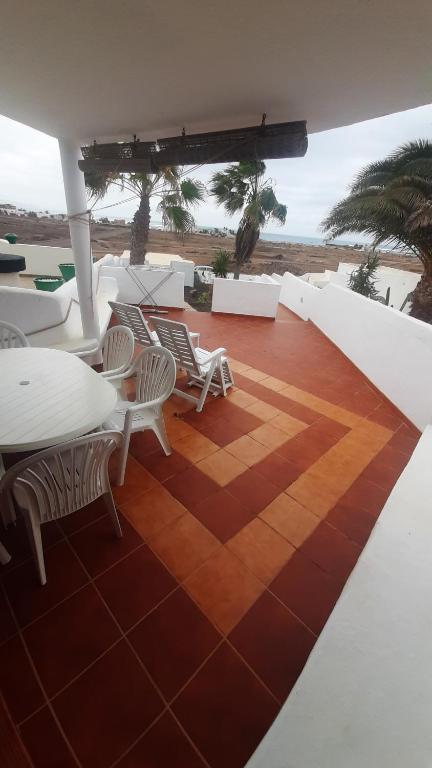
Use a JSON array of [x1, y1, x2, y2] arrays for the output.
[[322, 140, 432, 322], [209, 161, 287, 278], [85, 168, 205, 265], [212, 249, 230, 278]]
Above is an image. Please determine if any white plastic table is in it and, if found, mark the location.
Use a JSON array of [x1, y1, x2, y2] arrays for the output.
[[0, 348, 118, 562]]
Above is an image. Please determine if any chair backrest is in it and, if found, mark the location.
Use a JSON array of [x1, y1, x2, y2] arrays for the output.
[[109, 300, 155, 347], [102, 325, 134, 374], [149, 316, 200, 375], [0, 320, 29, 349], [0, 431, 122, 524], [132, 346, 176, 405]]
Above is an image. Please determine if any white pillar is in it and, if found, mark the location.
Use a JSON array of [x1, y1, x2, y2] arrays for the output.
[[58, 138, 100, 340]]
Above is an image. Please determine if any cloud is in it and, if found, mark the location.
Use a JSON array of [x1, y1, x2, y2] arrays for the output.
[[1, 103, 432, 237]]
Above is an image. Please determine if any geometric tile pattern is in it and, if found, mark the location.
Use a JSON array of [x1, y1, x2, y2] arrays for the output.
[[0, 307, 420, 768]]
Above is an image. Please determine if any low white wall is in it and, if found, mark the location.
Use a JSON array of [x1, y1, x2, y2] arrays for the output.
[[277, 271, 320, 321], [96, 256, 185, 307], [310, 284, 432, 429], [0, 243, 75, 276], [247, 425, 432, 768], [332, 263, 420, 310], [212, 276, 281, 318]]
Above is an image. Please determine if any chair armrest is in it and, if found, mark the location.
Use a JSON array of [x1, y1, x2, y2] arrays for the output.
[[197, 347, 226, 364]]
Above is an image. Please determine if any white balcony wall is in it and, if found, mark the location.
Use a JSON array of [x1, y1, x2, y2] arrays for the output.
[[276, 271, 320, 320], [247, 425, 432, 768], [95, 257, 185, 307], [0, 242, 74, 276], [278, 271, 432, 429], [212, 276, 281, 318]]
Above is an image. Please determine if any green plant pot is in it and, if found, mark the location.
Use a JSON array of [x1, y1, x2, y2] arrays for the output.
[[58, 263, 76, 281], [4, 233, 18, 244], [33, 277, 64, 292]]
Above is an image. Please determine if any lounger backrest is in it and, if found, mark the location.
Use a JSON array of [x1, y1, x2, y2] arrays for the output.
[[109, 301, 154, 347], [150, 316, 200, 375]]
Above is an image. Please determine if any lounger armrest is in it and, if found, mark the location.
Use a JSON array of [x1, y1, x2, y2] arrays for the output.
[[198, 347, 226, 364]]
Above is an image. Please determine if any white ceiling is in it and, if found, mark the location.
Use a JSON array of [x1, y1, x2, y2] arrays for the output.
[[1, 0, 431, 142]]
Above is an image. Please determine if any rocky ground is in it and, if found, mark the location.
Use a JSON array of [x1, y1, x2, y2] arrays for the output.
[[0, 214, 422, 277]]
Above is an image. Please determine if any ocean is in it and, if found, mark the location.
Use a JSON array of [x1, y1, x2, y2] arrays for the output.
[[259, 232, 363, 247]]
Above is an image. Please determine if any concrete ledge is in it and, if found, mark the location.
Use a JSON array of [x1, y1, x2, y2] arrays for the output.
[[247, 425, 432, 768]]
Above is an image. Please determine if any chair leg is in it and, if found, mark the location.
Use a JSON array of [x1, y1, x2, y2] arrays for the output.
[[103, 492, 123, 538], [152, 416, 171, 456], [117, 432, 131, 486], [24, 510, 46, 586], [196, 361, 218, 412]]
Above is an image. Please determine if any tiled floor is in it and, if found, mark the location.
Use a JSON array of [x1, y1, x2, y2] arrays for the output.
[[1, 307, 420, 768]]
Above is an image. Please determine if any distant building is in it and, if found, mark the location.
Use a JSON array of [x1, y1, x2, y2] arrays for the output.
[[112, 218, 126, 225], [0, 203, 17, 215]]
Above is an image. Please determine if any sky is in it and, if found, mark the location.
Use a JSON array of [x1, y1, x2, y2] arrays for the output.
[[1, 103, 432, 239]]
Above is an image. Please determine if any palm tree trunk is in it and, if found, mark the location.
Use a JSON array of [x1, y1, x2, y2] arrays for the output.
[[410, 263, 432, 323], [130, 192, 150, 265], [234, 217, 260, 279]]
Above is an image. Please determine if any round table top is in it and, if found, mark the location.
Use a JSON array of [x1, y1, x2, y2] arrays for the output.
[[0, 348, 117, 452]]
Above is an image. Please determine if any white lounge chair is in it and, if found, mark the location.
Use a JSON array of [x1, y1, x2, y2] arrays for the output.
[[150, 316, 234, 412], [0, 320, 29, 349], [104, 346, 176, 485], [0, 431, 123, 585], [109, 300, 200, 347]]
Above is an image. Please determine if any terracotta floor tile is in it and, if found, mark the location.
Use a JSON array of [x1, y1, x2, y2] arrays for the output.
[[196, 448, 248, 486], [147, 512, 220, 581], [327, 502, 377, 546], [116, 711, 206, 768], [173, 431, 219, 463], [195, 415, 245, 447], [269, 411, 308, 437], [246, 401, 282, 421], [229, 590, 316, 701], [128, 430, 163, 463], [228, 389, 259, 408], [218, 402, 264, 434], [112, 456, 158, 505], [189, 489, 256, 542], [280, 400, 322, 425], [286, 471, 345, 517], [136, 449, 192, 482], [387, 424, 419, 455], [4, 541, 89, 628], [59, 498, 108, 536], [129, 588, 221, 700], [164, 465, 220, 509], [260, 494, 320, 547], [119, 484, 187, 540], [173, 642, 279, 768], [0, 586, 17, 644], [276, 430, 336, 470], [229, 358, 252, 373], [249, 422, 290, 450], [0, 634, 44, 723], [165, 417, 197, 442], [20, 707, 76, 768], [23, 584, 120, 696], [300, 521, 361, 582], [260, 375, 288, 392], [69, 513, 142, 578], [225, 434, 272, 467], [240, 367, 269, 382], [96, 545, 176, 629], [53, 641, 164, 768], [226, 469, 280, 515], [184, 547, 264, 633], [270, 550, 342, 634], [227, 518, 294, 584], [254, 452, 303, 491], [341, 476, 389, 516]]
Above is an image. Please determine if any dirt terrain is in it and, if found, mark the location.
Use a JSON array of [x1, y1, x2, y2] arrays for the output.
[[0, 214, 421, 276]]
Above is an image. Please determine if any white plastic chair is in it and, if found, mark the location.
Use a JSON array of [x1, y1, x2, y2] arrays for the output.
[[150, 316, 234, 412], [104, 346, 176, 485], [109, 300, 200, 347], [0, 321, 29, 349], [99, 325, 135, 379], [0, 431, 123, 585]]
